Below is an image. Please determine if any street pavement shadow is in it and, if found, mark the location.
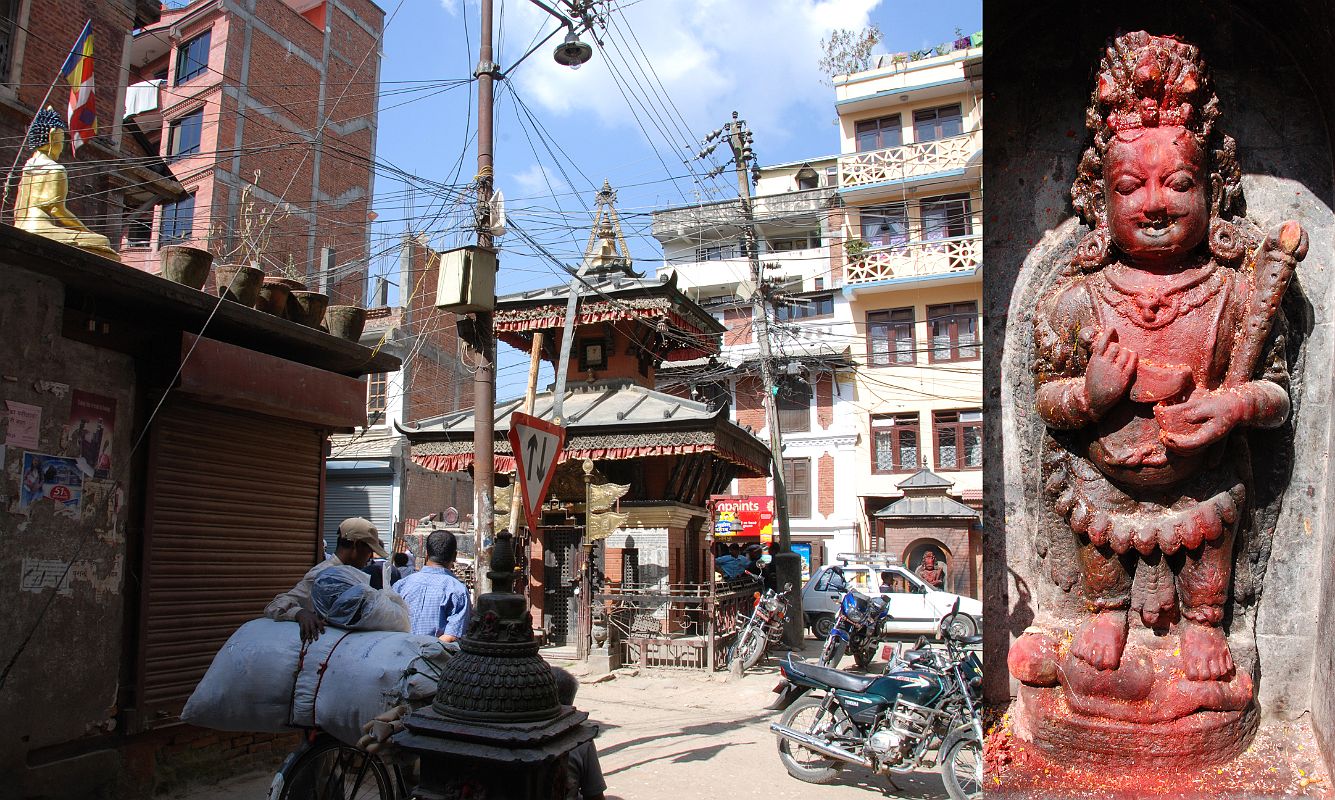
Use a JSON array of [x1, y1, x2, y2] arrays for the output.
[[595, 710, 777, 758]]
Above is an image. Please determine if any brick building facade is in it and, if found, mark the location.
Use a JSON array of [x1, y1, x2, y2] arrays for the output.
[[120, 0, 383, 305]]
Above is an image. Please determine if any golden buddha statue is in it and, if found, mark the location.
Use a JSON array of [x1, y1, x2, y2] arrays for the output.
[[14, 108, 119, 261]]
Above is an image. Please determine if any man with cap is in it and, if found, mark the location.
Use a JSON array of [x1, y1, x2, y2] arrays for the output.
[[264, 517, 388, 643]]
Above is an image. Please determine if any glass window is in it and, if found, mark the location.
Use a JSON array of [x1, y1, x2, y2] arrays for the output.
[[913, 104, 963, 142], [695, 245, 733, 262], [927, 302, 978, 362], [855, 114, 902, 152], [776, 380, 811, 433], [783, 458, 811, 519], [167, 108, 204, 161], [776, 293, 833, 321], [866, 307, 915, 366], [126, 215, 152, 247], [159, 193, 195, 244], [860, 203, 908, 247], [934, 410, 983, 470], [920, 193, 972, 241], [367, 372, 388, 419], [175, 30, 211, 84], [0, 0, 19, 84], [871, 413, 920, 473]]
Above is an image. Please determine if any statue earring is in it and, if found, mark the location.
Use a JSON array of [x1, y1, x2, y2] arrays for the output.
[[1071, 227, 1111, 272], [1208, 218, 1245, 264]]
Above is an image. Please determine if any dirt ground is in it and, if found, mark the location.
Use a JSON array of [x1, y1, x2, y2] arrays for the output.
[[168, 640, 948, 800]]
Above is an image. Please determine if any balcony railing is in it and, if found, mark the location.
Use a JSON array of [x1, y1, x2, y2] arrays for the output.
[[845, 234, 981, 285], [838, 130, 981, 190], [651, 186, 836, 239]]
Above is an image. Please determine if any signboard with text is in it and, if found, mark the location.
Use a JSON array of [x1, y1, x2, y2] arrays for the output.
[[709, 495, 775, 543]]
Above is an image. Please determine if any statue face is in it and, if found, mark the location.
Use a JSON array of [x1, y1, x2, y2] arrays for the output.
[[1104, 126, 1208, 268]]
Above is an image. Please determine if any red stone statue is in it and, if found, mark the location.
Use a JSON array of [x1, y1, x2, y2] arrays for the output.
[[1007, 31, 1308, 766], [915, 551, 945, 590]]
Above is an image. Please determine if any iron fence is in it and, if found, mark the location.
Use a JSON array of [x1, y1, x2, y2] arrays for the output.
[[595, 577, 762, 671]]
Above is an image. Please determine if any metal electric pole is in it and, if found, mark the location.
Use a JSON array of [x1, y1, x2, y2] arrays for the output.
[[471, 0, 498, 596], [724, 112, 803, 648]]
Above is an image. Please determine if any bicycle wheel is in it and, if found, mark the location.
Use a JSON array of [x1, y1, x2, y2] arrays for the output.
[[275, 735, 396, 800]]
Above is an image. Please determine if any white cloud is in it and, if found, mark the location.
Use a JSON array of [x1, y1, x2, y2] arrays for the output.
[[509, 162, 570, 200], [503, 0, 880, 154], [439, 0, 460, 15]]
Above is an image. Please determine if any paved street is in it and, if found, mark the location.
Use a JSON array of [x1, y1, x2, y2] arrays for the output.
[[168, 640, 948, 800]]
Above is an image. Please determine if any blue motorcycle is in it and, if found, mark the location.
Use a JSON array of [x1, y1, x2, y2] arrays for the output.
[[818, 585, 892, 671]]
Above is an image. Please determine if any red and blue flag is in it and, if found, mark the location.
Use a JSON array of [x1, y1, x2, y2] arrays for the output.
[[60, 20, 96, 155]]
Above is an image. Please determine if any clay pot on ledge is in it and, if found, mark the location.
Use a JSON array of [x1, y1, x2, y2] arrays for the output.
[[160, 245, 213, 290], [214, 263, 264, 306], [256, 279, 292, 317], [269, 276, 307, 293], [324, 305, 368, 341], [288, 290, 330, 328]]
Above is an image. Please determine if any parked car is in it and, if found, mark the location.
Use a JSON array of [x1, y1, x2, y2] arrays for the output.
[[801, 561, 982, 640]]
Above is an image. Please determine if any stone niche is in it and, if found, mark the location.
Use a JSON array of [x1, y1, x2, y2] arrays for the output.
[[982, 0, 1335, 777]]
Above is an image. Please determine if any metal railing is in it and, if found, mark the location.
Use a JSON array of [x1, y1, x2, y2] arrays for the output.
[[846, 233, 981, 285], [595, 578, 762, 671]]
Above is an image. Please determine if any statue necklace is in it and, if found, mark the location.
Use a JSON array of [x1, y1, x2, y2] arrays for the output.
[[1096, 258, 1221, 330]]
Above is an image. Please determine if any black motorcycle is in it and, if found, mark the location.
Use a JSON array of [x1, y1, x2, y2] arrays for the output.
[[728, 584, 791, 673], [818, 584, 892, 671], [769, 600, 983, 800]]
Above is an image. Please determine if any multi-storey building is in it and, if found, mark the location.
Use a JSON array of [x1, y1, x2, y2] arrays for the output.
[[122, 0, 383, 305], [835, 45, 983, 597], [0, 1, 181, 244], [325, 234, 474, 553], [652, 40, 983, 597]]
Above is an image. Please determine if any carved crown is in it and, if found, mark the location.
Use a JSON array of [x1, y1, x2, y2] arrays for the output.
[[1091, 32, 1212, 136]]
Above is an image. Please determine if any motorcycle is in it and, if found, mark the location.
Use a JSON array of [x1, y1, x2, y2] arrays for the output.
[[770, 600, 983, 800], [729, 584, 791, 673], [818, 585, 892, 671]]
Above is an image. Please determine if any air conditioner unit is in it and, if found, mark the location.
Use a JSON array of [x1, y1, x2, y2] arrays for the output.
[[435, 245, 497, 313]]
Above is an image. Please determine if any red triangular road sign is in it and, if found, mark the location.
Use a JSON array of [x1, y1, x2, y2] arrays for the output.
[[508, 412, 566, 533]]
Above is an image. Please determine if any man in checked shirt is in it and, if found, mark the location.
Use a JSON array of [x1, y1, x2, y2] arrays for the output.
[[394, 529, 472, 642]]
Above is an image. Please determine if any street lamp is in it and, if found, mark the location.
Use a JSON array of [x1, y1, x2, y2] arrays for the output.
[[553, 30, 593, 69]]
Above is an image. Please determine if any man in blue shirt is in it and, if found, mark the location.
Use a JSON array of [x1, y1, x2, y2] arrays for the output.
[[715, 543, 747, 579], [394, 530, 471, 642]]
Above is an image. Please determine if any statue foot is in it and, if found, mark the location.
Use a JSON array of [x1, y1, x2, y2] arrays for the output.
[[1180, 621, 1234, 681], [1071, 610, 1128, 671]]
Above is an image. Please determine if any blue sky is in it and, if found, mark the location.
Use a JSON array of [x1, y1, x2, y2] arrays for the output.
[[367, 0, 981, 397]]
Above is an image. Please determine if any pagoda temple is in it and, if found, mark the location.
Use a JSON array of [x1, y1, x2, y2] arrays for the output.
[[401, 182, 770, 648]]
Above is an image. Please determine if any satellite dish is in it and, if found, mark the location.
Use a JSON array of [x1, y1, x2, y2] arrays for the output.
[[489, 189, 507, 238]]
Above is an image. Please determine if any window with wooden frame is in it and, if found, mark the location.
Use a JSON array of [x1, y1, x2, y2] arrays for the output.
[[913, 104, 963, 142], [871, 413, 920, 473], [167, 107, 204, 160], [784, 458, 811, 519], [366, 372, 388, 420], [933, 409, 982, 470], [920, 193, 973, 241], [860, 203, 909, 247], [175, 29, 211, 84], [866, 307, 915, 366], [158, 193, 195, 244], [776, 379, 811, 433], [0, 0, 20, 85], [855, 114, 903, 152], [927, 301, 978, 362]]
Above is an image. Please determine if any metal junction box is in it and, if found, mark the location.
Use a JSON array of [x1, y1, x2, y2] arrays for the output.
[[435, 245, 497, 313]]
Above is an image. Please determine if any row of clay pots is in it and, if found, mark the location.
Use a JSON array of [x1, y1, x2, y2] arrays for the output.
[[160, 246, 367, 341]]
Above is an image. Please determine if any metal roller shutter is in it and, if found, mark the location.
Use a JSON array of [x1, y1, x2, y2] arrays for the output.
[[135, 402, 324, 725], [323, 470, 394, 554]]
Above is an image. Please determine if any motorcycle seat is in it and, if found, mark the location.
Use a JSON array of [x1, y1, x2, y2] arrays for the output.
[[784, 658, 879, 693], [954, 634, 983, 647]]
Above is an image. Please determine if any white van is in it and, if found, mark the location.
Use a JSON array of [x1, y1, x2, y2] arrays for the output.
[[800, 560, 982, 640]]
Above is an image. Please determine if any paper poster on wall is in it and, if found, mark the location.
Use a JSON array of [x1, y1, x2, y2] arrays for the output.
[[64, 390, 115, 478], [20, 452, 83, 516], [5, 400, 41, 449]]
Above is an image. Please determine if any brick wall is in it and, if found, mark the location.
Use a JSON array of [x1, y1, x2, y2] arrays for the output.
[[878, 521, 976, 596], [815, 374, 834, 429], [722, 306, 752, 345], [120, 726, 301, 799], [734, 375, 766, 432], [818, 452, 835, 518]]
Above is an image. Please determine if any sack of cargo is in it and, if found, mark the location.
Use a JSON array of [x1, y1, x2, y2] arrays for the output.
[[181, 618, 454, 745], [310, 565, 411, 632]]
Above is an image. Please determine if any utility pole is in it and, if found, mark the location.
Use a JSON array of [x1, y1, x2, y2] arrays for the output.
[[471, 0, 498, 596], [724, 112, 803, 648]]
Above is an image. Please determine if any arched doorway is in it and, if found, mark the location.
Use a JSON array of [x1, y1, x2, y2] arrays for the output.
[[903, 538, 952, 594]]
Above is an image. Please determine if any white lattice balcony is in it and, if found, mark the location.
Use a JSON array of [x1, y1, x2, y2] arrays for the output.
[[838, 130, 981, 189], [845, 234, 981, 285]]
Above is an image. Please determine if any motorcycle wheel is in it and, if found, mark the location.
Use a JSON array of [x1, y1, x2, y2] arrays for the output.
[[776, 697, 846, 785], [733, 628, 767, 672], [941, 732, 983, 800], [852, 641, 876, 671], [818, 636, 846, 668]]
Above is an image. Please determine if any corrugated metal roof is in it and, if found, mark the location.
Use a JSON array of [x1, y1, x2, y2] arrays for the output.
[[873, 494, 979, 519], [897, 468, 955, 490]]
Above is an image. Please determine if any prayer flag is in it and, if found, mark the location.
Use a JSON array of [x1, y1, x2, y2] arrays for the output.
[[60, 20, 96, 155]]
